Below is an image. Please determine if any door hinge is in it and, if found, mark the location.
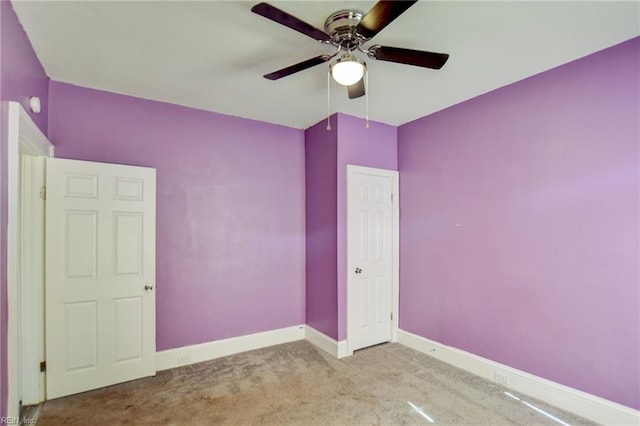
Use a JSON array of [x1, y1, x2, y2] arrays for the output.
[[40, 186, 46, 200], [390, 312, 393, 321], [391, 193, 394, 202], [40, 361, 46, 372]]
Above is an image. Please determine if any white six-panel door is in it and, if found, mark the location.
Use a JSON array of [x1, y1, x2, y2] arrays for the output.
[[45, 158, 156, 398], [347, 165, 398, 352]]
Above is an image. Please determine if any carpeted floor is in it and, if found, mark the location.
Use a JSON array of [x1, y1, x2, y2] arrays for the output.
[[35, 341, 597, 425]]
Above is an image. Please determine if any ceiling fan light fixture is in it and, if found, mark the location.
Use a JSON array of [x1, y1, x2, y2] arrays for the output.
[[330, 53, 366, 86]]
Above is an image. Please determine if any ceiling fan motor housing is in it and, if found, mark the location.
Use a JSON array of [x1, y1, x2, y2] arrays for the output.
[[324, 10, 365, 50]]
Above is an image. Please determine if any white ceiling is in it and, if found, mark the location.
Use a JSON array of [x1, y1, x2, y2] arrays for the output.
[[11, 1, 640, 129]]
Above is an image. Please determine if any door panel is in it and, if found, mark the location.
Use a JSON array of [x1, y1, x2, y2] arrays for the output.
[[114, 212, 143, 275], [64, 210, 98, 278], [64, 301, 97, 372], [348, 166, 396, 352], [113, 297, 143, 363], [46, 158, 156, 399]]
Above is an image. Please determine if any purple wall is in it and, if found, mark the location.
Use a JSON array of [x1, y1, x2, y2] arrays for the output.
[[0, 0, 49, 133], [48, 81, 306, 351], [304, 116, 338, 339], [0, 0, 50, 417], [304, 113, 397, 341], [336, 114, 397, 340], [398, 37, 640, 409]]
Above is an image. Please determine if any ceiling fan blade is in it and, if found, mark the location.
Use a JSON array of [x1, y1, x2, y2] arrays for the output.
[[263, 55, 330, 80], [370, 46, 449, 69], [347, 78, 365, 99], [251, 2, 331, 42], [357, 1, 418, 40]]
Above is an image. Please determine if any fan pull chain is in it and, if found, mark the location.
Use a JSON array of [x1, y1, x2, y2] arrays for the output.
[[326, 71, 332, 131], [365, 72, 370, 128]]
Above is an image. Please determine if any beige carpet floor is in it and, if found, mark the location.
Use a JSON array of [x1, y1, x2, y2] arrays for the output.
[[35, 340, 597, 425]]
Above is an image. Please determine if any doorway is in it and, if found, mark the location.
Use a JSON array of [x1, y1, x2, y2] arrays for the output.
[[346, 165, 399, 354]]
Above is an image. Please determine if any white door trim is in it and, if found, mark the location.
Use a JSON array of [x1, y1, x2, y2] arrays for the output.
[[20, 156, 47, 406], [346, 165, 399, 356], [7, 102, 54, 414]]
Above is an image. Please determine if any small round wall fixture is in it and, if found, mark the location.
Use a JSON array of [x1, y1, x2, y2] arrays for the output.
[[29, 96, 41, 114]]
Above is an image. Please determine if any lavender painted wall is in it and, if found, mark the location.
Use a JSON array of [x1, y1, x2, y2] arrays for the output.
[[48, 81, 306, 351], [305, 116, 338, 339], [398, 37, 640, 409], [0, 0, 50, 416], [304, 113, 397, 341], [336, 114, 397, 340], [0, 0, 49, 133], [305, 114, 398, 341]]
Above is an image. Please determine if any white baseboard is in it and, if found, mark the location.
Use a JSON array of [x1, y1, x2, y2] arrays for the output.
[[397, 329, 640, 426], [304, 326, 349, 359], [156, 325, 305, 371]]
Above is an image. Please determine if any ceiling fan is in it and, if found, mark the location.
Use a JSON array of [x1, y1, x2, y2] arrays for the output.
[[251, 1, 450, 99]]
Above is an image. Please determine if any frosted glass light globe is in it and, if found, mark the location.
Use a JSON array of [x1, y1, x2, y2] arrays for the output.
[[331, 55, 365, 86]]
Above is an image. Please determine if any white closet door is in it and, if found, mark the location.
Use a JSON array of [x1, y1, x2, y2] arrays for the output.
[[347, 166, 395, 351]]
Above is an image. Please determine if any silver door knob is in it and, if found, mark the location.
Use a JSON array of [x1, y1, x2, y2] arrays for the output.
[[144, 285, 154, 291], [355, 268, 362, 274]]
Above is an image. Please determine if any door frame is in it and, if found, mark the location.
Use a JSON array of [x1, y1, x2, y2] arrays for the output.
[[7, 102, 54, 415], [346, 165, 399, 356]]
